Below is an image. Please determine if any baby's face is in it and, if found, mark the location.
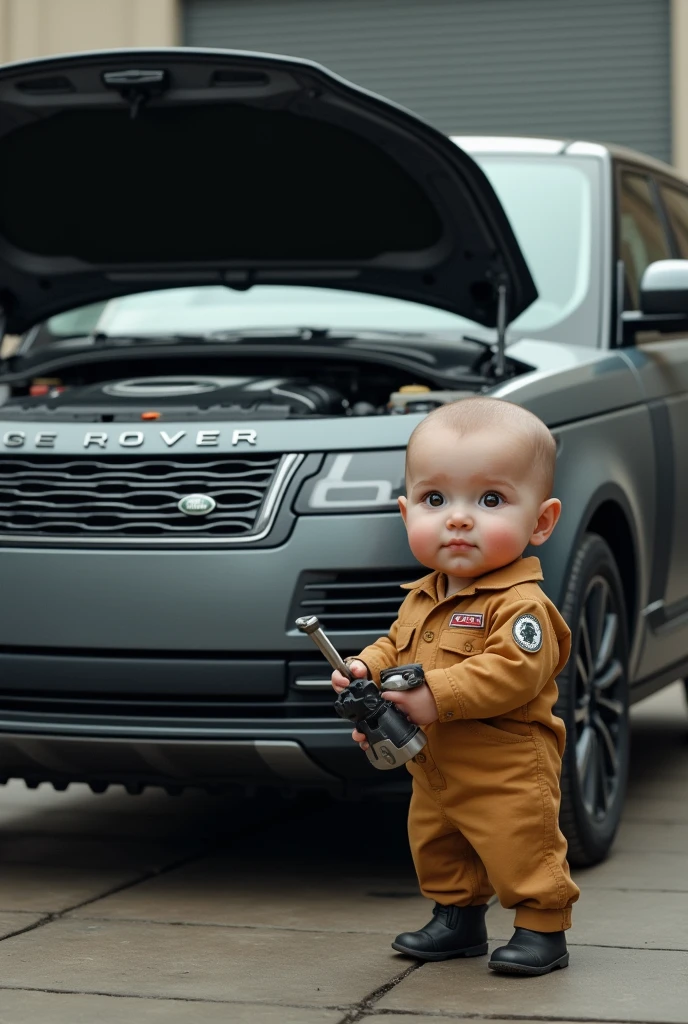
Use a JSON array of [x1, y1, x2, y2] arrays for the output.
[[399, 425, 553, 586]]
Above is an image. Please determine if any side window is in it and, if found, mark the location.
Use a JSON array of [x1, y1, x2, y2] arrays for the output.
[[618, 172, 670, 309], [660, 186, 688, 258]]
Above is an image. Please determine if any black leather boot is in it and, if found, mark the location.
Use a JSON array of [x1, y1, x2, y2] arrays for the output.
[[392, 903, 488, 961], [488, 927, 569, 975]]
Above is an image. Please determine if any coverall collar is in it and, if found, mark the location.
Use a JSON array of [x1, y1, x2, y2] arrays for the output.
[[400, 555, 544, 602]]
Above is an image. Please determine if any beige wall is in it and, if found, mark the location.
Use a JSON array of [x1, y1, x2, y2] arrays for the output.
[[0, 0, 180, 64], [673, 0, 688, 174]]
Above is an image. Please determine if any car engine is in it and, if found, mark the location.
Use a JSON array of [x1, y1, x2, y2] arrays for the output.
[[0, 372, 476, 421], [0, 375, 350, 421]]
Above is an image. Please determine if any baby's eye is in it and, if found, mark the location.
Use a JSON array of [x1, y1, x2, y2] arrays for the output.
[[423, 491, 445, 508], [479, 491, 504, 509]]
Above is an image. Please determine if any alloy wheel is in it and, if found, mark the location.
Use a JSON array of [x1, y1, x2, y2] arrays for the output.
[[573, 574, 625, 822]]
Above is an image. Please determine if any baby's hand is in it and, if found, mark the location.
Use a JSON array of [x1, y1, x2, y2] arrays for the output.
[[382, 683, 439, 727], [331, 658, 368, 693], [352, 726, 369, 751], [330, 660, 370, 750]]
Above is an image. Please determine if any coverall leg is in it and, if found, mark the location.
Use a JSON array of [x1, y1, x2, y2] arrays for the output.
[[408, 780, 494, 907], [407, 721, 579, 932]]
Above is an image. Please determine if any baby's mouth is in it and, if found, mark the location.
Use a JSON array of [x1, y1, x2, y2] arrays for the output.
[[445, 540, 475, 551]]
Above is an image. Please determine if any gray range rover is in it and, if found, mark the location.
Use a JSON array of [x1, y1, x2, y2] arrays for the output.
[[2, 47, 688, 865]]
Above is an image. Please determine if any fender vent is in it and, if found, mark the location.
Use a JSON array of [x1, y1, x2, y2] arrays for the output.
[[291, 568, 415, 633]]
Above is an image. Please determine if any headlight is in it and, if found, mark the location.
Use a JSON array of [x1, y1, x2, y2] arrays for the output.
[[294, 451, 405, 513]]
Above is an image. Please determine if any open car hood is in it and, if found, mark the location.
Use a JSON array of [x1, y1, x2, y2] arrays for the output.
[[0, 48, 537, 335]]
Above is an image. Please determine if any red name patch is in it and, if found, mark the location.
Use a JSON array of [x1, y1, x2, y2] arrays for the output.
[[449, 613, 484, 629]]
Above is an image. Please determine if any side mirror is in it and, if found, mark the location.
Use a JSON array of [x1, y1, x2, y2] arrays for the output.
[[640, 259, 688, 315], [622, 259, 688, 341]]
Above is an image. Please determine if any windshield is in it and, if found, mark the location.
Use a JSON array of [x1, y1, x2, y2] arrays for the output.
[[28, 153, 600, 351]]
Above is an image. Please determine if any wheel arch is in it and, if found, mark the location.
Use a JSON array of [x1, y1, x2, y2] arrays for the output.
[[557, 484, 640, 638], [586, 498, 637, 637]]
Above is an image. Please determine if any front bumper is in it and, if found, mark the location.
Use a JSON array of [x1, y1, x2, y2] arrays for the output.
[[0, 513, 412, 650], [0, 651, 378, 791], [0, 513, 418, 793], [0, 733, 409, 795]]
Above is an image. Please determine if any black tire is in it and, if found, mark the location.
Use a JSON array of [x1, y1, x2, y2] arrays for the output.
[[557, 533, 630, 867]]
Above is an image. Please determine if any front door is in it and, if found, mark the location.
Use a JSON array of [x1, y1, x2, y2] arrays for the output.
[[619, 166, 688, 677]]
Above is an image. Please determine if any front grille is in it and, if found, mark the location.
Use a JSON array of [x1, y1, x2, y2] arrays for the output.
[[292, 568, 414, 632], [0, 453, 288, 540]]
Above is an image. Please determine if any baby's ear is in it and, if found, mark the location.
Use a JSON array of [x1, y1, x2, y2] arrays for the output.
[[530, 498, 561, 546], [398, 495, 408, 524]]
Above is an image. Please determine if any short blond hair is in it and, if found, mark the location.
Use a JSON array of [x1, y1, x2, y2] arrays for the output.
[[406, 397, 557, 498]]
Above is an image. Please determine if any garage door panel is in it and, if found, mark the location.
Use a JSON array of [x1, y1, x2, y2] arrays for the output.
[[183, 0, 671, 163]]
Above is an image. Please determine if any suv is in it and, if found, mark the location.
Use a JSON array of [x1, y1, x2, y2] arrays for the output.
[[2, 47, 688, 866]]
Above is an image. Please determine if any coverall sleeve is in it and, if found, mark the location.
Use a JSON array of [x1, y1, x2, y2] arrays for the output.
[[354, 617, 400, 684], [424, 598, 559, 722]]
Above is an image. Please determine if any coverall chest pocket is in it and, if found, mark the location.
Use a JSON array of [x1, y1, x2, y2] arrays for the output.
[[437, 628, 485, 668], [395, 624, 417, 660]]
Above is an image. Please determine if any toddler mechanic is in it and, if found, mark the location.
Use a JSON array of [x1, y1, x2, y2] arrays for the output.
[[332, 396, 580, 976]]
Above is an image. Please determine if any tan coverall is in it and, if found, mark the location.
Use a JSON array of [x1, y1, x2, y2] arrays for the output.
[[356, 555, 580, 932]]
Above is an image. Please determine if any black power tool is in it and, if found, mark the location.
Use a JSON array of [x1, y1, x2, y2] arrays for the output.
[[295, 615, 428, 770]]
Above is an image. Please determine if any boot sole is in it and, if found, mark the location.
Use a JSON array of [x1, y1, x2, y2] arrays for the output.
[[488, 952, 569, 976], [391, 941, 489, 962]]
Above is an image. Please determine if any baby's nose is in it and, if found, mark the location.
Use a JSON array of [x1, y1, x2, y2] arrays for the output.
[[447, 506, 473, 527]]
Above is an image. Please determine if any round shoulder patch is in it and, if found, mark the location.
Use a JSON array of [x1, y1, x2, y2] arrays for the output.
[[512, 613, 543, 653]]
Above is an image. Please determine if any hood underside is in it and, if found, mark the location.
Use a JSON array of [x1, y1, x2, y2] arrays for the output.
[[0, 48, 537, 334]]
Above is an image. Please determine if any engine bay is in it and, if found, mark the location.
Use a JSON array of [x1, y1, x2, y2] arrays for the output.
[[0, 361, 480, 422]]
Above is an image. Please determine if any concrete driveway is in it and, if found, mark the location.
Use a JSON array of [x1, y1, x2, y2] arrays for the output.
[[0, 682, 684, 1022]]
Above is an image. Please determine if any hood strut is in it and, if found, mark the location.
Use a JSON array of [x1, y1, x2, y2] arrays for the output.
[[493, 278, 508, 379]]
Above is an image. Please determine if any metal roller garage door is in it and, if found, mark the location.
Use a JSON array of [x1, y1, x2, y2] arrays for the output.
[[183, 0, 672, 163]]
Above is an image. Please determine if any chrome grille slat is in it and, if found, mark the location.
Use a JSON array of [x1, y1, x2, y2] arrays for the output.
[[0, 495, 265, 512], [0, 520, 257, 534], [0, 511, 259, 522], [0, 453, 288, 541]]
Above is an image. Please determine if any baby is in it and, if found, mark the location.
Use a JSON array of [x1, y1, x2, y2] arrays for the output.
[[332, 396, 579, 976]]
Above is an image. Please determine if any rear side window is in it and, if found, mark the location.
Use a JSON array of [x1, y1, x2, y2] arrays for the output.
[[660, 185, 688, 258], [618, 172, 670, 309]]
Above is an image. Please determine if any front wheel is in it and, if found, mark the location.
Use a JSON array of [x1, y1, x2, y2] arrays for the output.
[[556, 533, 630, 867]]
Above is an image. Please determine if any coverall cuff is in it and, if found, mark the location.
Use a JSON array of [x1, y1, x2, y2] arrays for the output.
[[514, 906, 572, 932], [424, 669, 465, 723]]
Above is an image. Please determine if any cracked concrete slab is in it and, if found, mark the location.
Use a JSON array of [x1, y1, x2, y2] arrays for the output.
[[571, 849, 688, 891], [71, 857, 426, 933], [614, 819, 688, 854], [0, 917, 406, 1006], [0, 990, 342, 1023], [0, 912, 44, 940], [377, 941, 688, 1021], [621, 796, 688, 825], [366, 1019, 613, 1024], [0, 865, 151, 914]]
